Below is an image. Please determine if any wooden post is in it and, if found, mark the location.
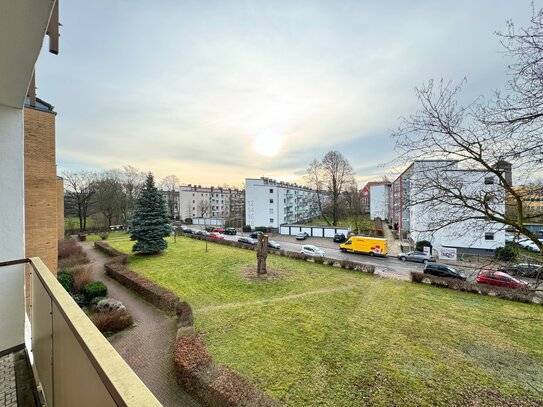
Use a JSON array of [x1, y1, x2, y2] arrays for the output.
[[256, 234, 268, 275]]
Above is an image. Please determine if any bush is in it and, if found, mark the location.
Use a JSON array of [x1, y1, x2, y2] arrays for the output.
[[72, 266, 93, 293], [415, 240, 432, 253], [255, 226, 268, 233], [314, 256, 325, 264], [58, 240, 82, 259], [410, 271, 425, 283], [90, 309, 133, 334], [242, 225, 252, 232], [83, 281, 108, 302], [495, 245, 517, 262], [57, 272, 74, 292], [99, 232, 109, 240]]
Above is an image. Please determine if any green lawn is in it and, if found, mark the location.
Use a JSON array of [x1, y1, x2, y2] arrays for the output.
[[85, 231, 130, 242], [109, 237, 543, 406]]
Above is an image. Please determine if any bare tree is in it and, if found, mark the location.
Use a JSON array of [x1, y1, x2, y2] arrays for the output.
[[306, 151, 355, 226], [161, 174, 180, 219], [95, 170, 125, 228], [63, 171, 97, 231], [197, 200, 211, 218], [392, 7, 543, 256], [119, 165, 145, 226]]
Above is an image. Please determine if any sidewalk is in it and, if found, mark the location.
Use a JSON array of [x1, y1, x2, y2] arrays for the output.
[[79, 241, 199, 407]]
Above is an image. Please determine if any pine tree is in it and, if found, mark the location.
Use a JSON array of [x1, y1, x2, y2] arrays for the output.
[[131, 172, 171, 254]]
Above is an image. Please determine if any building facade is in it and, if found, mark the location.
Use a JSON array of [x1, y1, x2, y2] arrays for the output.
[[245, 177, 319, 229], [179, 185, 245, 222], [390, 160, 505, 254], [360, 181, 391, 215]]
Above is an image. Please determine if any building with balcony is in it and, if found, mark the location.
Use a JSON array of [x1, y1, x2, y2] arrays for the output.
[[390, 160, 505, 254], [179, 184, 245, 223], [0, 2, 161, 405], [245, 177, 319, 229]]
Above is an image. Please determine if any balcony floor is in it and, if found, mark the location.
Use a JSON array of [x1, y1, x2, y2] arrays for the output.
[[0, 349, 40, 407]]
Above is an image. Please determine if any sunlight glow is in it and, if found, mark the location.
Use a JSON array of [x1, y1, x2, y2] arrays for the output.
[[253, 130, 283, 157]]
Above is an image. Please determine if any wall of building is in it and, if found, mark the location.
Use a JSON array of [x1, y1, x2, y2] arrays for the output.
[[24, 106, 59, 274], [57, 177, 64, 239], [0, 104, 26, 352], [369, 184, 390, 220]]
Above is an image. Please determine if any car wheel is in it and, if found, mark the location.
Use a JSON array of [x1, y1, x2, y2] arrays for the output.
[[340, 248, 346, 253], [400, 256, 406, 261], [369, 252, 374, 257]]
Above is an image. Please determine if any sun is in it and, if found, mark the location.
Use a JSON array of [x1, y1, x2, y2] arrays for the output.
[[253, 131, 283, 157]]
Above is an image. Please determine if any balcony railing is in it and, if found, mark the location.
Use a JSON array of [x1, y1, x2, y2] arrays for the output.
[[0, 258, 161, 407]]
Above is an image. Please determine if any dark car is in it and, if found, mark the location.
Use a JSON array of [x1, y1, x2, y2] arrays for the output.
[[238, 236, 257, 245], [423, 263, 466, 280], [476, 270, 529, 289], [249, 231, 264, 239], [296, 232, 309, 240], [333, 233, 346, 243], [499, 263, 542, 278], [224, 227, 237, 235]]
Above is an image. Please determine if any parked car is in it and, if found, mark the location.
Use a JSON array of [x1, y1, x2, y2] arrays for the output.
[[238, 237, 257, 245], [205, 226, 215, 232], [423, 263, 466, 280], [224, 227, 237, 235], [213, 227, 225, 233], [249, 231, 263, 239], [300, 245, 325, 257], [267, 240, 281, 249], [499, 263, 542, 278], [397, 251, 436, 264], [195, 229, 206, 236], [209, 232, 224, 240], [296, 232, 309, 240], [333, 233, 346, 243], [476, 270, 529, 289]]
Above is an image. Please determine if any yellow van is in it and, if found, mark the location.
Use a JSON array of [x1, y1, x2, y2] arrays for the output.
[[339, 236, 388, 257]]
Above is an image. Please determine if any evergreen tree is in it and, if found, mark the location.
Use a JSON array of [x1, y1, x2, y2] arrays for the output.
[[131, 173, 171, 254]]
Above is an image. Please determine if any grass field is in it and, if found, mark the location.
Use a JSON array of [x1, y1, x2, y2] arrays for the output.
[[85, 231, 129, 242], [109, 237, 543, 406]]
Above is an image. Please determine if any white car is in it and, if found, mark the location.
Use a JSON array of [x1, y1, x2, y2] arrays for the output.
[[300, 245, 325, 257]]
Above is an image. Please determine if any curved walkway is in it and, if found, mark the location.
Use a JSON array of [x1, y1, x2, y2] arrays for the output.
[[79, 241, 199, 407]]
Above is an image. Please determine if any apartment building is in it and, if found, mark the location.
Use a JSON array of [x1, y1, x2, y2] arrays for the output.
[[179, 184, 245, 221], [390, 160, 505, 254], [245, 177, 319, 229], [0, 2, 160, 405], [360, 180, 390, 215]]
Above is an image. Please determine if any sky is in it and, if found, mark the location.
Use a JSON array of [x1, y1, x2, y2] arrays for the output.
[[36, 0, 541, 187]]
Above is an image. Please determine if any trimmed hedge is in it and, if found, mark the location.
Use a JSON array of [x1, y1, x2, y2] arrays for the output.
[[95, 241, 128, 264], [57, 272, 74, 292], [410, 272, 542, 305], [83, 281, 108, 302]]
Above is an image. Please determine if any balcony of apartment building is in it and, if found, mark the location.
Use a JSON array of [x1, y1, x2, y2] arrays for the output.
[[1, 1, 161, 405]]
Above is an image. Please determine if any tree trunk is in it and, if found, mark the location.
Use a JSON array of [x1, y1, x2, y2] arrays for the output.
[[256, 234, 268, 275]]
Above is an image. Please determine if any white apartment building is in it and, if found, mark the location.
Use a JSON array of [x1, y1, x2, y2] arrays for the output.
[[391, 160, 506, 255], [179, 185, 245, 221], [245, 177, 320, 229], [369, 182, 391, 220]]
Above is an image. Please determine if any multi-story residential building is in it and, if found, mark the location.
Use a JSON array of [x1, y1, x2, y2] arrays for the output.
[[359, 180, 390, 215], [245, 177, 319, 229], [390, 160, 505, 254], [179, 184, 245, 222], [0, 3, 160, 405]]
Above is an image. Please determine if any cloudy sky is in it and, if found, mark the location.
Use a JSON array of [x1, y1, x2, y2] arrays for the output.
[[36, 0, 540, 187]]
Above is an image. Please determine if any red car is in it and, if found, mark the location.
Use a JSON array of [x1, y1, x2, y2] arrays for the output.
[[475, 270, 529, 289], [209, 232, 224, 240], [213, 227, 224, 233]]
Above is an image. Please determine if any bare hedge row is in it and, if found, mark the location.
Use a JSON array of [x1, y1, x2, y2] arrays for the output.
[[185, 234, 376, 274], [410, 271, 542, 305], [95, 242, 278, 407]]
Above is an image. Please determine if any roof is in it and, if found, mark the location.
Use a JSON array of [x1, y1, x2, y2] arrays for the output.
[[361, 180, 391, 191]]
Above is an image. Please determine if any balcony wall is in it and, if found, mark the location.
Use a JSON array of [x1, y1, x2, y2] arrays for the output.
[[13, 257, 161, 406]]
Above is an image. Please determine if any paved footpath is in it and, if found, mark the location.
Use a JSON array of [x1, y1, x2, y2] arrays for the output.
[[79, 241, 199, 407]]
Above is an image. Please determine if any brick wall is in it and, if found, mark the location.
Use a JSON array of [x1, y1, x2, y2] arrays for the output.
[[24, 106, 60, 276], [57, 177, 64, 240]]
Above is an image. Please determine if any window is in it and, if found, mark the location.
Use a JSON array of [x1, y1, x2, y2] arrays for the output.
[[270, 218, 274, 223], [269, 188, 274, 193], [270, 199, 274, 203], [484, 176, 494, 185], [192, 207, 195, 210], [485, 232, 494, 240], [192, 200, 195, 203], [270, 208, 274, 214]]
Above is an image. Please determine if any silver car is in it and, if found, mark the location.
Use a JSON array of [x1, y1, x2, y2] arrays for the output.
[[397, 251, 435, 264], [301, 245, 325, 257]]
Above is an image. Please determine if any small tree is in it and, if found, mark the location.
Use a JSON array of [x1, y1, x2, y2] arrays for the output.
[[131, 173, 171, 255], [256, 234, 269, 275], [415, 240, 432, 253]]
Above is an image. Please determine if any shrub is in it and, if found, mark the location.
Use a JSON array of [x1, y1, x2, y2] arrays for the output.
[[72, 266, 93, 293], [340, 260, 349, 269], [71, 293, 86, 307], [255, 226, 268, 233], [58, 250, 90, 270], [90, 309, 133, 334], [57, 272, 74, 292], [314, 256, 325, 264], [415, 240, 432, 253], [99, 232, 109, 240], [58, 240, 82, 259], [410, 271, 425, 283], [495, 245, 517, 262], [83, 281, 108, 302], [90, 296, 107, 306]]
